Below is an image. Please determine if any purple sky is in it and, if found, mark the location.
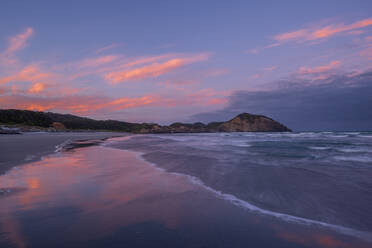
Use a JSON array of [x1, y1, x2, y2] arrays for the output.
[[1, 1, 372, 129]]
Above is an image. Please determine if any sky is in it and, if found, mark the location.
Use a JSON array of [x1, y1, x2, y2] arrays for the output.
[[1, 0, 372, 130]]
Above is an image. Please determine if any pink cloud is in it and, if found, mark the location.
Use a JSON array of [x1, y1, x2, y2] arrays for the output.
[[297, 60, 340, 75], [78, 55, 118, 68], [0, 65, 54, 85], [105, 96, 160, 111], [104, 53, 209, 84], [68, 53, 205, 82], [275, 29, 307, 42], [274, 17, 372, 44], [292, 60, 343, 83], [0, 64, 83, 97], [28, 82, 45, 93], [5, 27, 34, 54], [0, 28, 34, 66], [122, 54, 174, 68], [96, 43, 121, 54], [68, 54, 177, 80]]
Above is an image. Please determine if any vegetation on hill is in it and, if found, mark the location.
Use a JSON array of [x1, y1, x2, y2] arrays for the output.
[[0, 109, 151, 132], [0, 109, 291, 133]]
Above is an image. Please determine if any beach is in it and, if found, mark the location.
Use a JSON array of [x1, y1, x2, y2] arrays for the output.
[[0, 133, 372, 247], [0, 132, 127, 175]]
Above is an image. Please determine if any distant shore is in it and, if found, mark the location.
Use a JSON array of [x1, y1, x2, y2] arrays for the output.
[[0, 132, 128, 175]]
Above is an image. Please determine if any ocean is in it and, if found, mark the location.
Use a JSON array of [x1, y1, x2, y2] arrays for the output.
[[1, 132, 371, 247]]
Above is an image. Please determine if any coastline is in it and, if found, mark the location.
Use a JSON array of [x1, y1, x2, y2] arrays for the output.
[[0, 132, 128, 175]]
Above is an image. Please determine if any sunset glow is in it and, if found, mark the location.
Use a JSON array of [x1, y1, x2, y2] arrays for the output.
[[1, 1, 371, 126]]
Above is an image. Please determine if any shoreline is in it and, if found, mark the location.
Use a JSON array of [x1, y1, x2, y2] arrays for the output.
[[0, 132, 129, 175]]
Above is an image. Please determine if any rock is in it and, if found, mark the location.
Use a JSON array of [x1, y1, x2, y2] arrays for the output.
[[52, 122, 66, 130], [0, 126, 21, 134], [220, 113, 291, 132]]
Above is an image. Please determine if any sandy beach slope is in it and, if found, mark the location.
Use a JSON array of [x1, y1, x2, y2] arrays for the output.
[[0, 132, 127, 175]]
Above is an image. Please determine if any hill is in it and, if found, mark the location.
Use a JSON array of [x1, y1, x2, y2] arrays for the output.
[[0, 109, 291, 133]]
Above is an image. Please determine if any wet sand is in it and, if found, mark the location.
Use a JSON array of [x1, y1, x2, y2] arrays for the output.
[[0, 142, 370, 248], [0, 132, 127, 175]]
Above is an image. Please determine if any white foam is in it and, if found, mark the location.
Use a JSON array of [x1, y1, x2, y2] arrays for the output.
[[309, 146, 331, 150], [359, 135, 372, 138], [54, 139, 73, 152], [334, 156, 372, 163], [336, 147, 372, 153]]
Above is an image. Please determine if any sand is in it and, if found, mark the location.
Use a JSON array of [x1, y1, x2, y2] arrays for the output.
[[0, 132, 127, 175]]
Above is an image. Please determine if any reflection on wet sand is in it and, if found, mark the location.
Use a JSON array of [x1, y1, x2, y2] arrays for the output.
[[0, 146, 208, 247], [272, 223, 371, 248], [0, 145, 371, 248]]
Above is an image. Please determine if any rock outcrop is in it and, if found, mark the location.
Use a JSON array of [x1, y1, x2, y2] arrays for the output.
[[141, 113, 291, 133], [219, 113, 291, 132]]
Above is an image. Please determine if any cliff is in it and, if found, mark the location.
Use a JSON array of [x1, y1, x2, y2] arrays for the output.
[[0, 109, 291, 133]]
